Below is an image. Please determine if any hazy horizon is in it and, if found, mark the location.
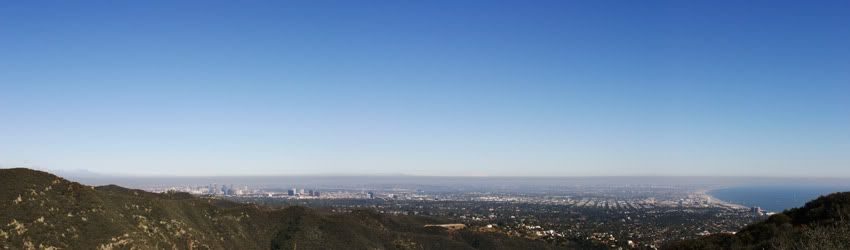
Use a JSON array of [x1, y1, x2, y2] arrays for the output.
[[2, 1, 849, 177], [9, 166, 850, 180]]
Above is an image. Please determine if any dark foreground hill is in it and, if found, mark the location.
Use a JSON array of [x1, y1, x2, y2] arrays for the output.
[[0, 168, 594, 250], [665, 191, 850, 250]]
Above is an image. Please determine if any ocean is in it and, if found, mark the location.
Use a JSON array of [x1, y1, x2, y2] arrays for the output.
[[709, 185, 850, 213]]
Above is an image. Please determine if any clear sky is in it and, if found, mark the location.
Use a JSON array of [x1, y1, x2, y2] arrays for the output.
[[1, 1, 849, 176]]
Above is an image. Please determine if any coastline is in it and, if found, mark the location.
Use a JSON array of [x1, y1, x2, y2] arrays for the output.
[[702, 185, 850, 213], [695, 188, 748, 210]]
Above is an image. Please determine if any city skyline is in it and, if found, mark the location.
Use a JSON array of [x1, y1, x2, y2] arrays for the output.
[[8, 166, 850, 179], [2, 1, 849, 176]]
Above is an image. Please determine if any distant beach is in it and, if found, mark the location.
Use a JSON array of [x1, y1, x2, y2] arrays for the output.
[[695, 189, 747, 209], [707, 185, 850, 213]]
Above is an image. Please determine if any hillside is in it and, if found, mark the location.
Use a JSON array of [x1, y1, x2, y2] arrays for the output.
[[0, 168, 593, 250], [664, 192, 850, 250]]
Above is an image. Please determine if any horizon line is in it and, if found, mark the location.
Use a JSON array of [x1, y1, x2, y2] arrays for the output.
[[5, 167, 850, 179]]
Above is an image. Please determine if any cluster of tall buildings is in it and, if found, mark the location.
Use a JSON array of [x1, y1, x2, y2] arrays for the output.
[[287, 188, 320, 197], [750, 206, 764, 216], [206, 184, 248, 196]]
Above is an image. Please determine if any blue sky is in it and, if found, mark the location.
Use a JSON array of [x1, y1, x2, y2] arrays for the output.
[[1, 1, 849, 176]]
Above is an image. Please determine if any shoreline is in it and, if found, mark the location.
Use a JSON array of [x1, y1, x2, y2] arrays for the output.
[[695, 188, 748, 210], [699, 186, 850, 213]]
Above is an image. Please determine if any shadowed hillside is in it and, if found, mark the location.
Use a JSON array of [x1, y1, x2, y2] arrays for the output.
[[0, 168, 596, 249], [664, 192, 850, 250]]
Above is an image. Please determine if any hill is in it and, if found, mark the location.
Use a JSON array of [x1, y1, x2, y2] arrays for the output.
[[0, 168, 594, 249], [664, 191, 850, 250]]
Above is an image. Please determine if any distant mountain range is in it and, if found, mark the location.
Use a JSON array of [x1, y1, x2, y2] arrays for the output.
[[0, 168, 595, 249]]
